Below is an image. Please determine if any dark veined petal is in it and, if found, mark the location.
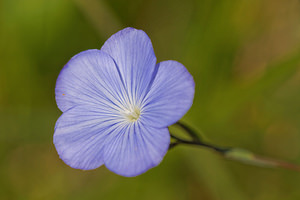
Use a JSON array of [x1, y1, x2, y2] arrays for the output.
[[101, 27, 157, 106], [55, 49, 130, 113], [54, 105, 123, 170], [141, 60, 195, 128], [103, 122, 170, 177]]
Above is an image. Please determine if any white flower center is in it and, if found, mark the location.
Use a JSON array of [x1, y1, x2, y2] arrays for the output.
[[123, 106, 141, 122]]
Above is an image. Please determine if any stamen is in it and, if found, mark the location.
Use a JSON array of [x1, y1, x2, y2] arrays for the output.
[[123, 106, 141, 122]]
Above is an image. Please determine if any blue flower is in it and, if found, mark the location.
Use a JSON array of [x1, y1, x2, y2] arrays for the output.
[[54, 27, 195, 177]]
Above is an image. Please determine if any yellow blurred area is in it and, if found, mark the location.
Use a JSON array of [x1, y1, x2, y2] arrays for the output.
[[1, 0, 300, 199]]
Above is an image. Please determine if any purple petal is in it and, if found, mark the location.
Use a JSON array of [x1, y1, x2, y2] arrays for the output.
[[101, 27, 157, 106], [141, 60, 195, 128], [54, 105, 123, 170], [103, 122, 170, 177], [55, 49, 129, 112]]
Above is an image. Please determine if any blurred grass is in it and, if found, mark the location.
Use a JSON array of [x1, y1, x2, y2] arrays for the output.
[[1, 0, 300, 199]]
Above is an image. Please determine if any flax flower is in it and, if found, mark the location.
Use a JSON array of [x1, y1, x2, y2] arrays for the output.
[[54, 27, 195, 177]]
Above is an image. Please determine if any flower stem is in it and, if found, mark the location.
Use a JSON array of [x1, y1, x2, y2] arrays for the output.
[[170, 121, 300, 172], [169, 133, 229, 154], [175, 121, 202, 142]]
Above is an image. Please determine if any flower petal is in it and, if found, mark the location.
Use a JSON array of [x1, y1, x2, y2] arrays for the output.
[[101, 27, 157, 106], [55, 49, 129, 113], [103, 123, 170, 177], [141, 60, 195, 128], [54, 105, 123, 170]]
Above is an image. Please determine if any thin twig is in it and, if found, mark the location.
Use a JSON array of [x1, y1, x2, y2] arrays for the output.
[[175, 121, 201, 142], [171, 121, 300, 172], [170, 133, 229, 154]]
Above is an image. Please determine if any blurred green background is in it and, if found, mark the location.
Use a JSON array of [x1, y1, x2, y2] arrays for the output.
[[1, 0, 300, 199]]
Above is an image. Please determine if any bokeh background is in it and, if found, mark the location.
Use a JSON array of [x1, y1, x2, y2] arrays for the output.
[[1, 0, 300, 199]]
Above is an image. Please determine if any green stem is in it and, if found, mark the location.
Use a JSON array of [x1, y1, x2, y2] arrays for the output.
[[175, 121, 202, 142], [171, 121, 300, 172], [169, 133, 229, 154]]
